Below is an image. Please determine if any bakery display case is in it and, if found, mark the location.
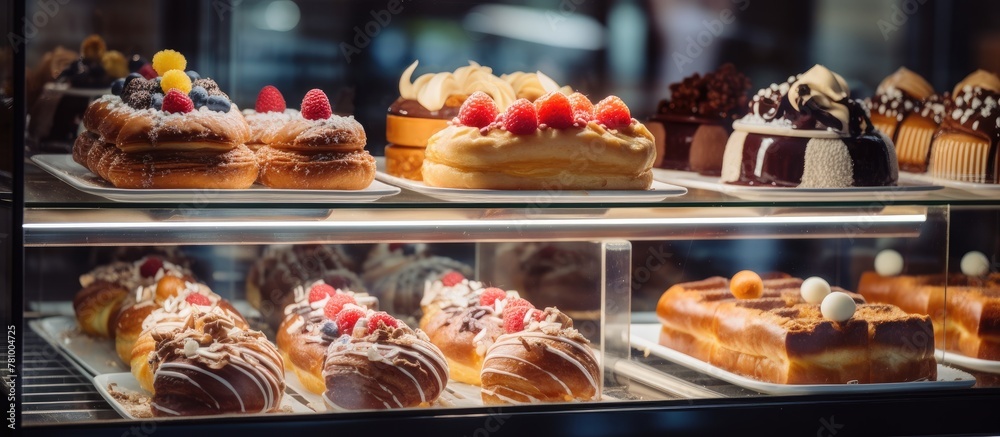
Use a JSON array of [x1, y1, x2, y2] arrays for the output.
[[7, 0, 1000, 435]]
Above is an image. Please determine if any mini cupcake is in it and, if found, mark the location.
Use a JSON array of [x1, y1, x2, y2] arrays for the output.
[[868, 67, 948, 173], [927, 70, 1000, 184]]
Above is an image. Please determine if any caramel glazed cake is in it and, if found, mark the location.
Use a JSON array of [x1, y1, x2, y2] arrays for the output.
[[656, 274, 936, 384]]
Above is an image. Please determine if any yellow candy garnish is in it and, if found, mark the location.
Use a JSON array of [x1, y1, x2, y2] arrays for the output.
[[152, 49, 187, 77], [160, 69, 192, 94]]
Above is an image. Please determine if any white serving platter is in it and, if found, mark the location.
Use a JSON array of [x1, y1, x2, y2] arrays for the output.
[[32, 154, 401, 203], [902, 171, 1000, 197], [30, 316, 124, 375], [652, 169, 943, 201], [631, 323, 975, 395], [376, 170, 687, 203], [935, 349, 1000, 374]]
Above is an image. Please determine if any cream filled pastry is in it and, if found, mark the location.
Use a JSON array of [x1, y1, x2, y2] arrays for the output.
[[423, 91, 654, 190], [149, 309, 284, 416], [721, 65, 898, 188], [74, 49, 257, 189], [276, 281, 377, 394], [867, 67, 947, 173], [256, 88, 376, 189]]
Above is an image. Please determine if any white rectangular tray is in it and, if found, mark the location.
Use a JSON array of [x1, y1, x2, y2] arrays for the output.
[[30, 316, 125, 375], [631, 323, 975, 395], [936, 349, 1000, 374], [32, 154, 401, 203], [376, 171, 687, 203], [93, 372, 312, 419], [652, 169, 942, 201]]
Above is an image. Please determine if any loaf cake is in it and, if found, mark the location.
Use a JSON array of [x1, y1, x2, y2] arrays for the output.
[[656, 274, 936, 384], [858, 271, 1000, 361]]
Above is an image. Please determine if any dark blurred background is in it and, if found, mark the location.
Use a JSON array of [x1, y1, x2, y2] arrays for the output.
[[22, 0, 1000, 155]]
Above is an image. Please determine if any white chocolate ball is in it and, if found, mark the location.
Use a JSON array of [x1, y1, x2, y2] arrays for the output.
[[961, 251, 990, 277], [874, 249, 904, 276], [800, 276, 832, 305], [821, 292, 856, 322]]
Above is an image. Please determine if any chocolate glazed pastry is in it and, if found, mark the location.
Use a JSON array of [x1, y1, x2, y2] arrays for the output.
[[150, 310, 284, 417], [322, 321, 448, 410], [928, 73, 1000, 184]]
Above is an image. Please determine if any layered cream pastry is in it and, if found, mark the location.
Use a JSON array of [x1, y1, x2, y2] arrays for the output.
[[927, 70, 1000, 184], [721, 65, 898, 188], [868, 67, 948, 173], [422, 90, 654, 190], [74, 49, 257, 189], [386, 61, 569, 180]]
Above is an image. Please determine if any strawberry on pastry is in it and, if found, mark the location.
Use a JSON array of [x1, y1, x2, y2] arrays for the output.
[[255, 88, 376, 190], [422, 91, 655, 190]]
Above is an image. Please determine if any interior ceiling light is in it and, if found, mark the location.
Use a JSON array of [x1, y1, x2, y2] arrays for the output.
[[462, 4, 605, 50]]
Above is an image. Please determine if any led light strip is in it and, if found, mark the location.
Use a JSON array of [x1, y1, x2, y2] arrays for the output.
[[24, 214, 926, 230]]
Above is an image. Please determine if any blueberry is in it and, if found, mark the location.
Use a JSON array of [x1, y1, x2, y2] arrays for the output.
[[205, 95, 231, 112], [320, 321, 340, 340], [151, 93, 164, 110], [186, 70, 201, 81], [111, 78, 126, 96], [123, 72, 142, 89], [189, 86, 208, 108]]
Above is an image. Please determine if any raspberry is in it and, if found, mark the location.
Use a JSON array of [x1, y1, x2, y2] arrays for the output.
[[308, 283, 336, 303], [138, 257, 163, 278], [568, 92, 595, 122], [161, 89, 194, 114], [457, 91, 498, 128], [323, 293, 358, 320], [440, 271, 465, 287], [503, 306, 540, 333], [367, 312, 399, 330], [151, 49, 187, 76], [479, 288, 507, 307], [185, 293, 211, 306], [255, 85, 286, 113], [596, 95, 632, 129], [137, 64, 158, 80], [301, 88, 332, 120], [336, 307, 367, 334], [160, 69, 192, 94], [504, 297, 535, 312], [534, 92, 574, 129], [502, 99, 538, 135]]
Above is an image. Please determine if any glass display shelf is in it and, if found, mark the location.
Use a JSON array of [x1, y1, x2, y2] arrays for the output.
[[23, 162, 1000, 211]]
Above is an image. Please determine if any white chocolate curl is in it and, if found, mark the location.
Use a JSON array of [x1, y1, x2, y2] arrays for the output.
[[788, 65, 852, 134], [398, 61, 570, 112]]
